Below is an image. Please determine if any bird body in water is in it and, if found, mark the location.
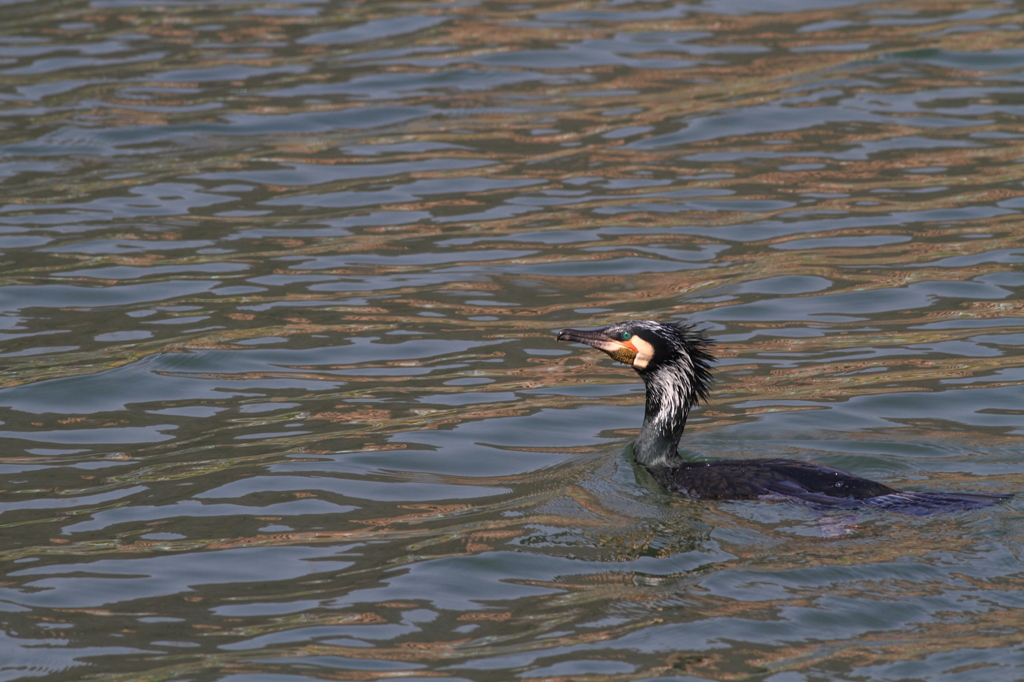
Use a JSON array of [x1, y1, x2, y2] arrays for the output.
[[557, 320, 1008, 515]]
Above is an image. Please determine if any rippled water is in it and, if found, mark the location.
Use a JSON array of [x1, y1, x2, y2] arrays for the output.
[[2, 0, 1024, 680]]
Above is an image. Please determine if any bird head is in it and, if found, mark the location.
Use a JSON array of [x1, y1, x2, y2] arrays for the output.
[[556, 320, 714, 403]]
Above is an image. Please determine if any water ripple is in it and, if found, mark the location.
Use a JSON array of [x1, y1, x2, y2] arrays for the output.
[[0, 0, 1022, 680]]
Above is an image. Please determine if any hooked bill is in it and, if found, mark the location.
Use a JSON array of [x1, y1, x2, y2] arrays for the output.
[[556, 327, 654, 369]]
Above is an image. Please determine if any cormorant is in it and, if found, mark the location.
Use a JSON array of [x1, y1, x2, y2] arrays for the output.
[[557, 320, 1008, 515]]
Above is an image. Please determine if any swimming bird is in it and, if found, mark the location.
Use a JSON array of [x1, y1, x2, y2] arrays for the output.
[[557, 320, 1008, 515]]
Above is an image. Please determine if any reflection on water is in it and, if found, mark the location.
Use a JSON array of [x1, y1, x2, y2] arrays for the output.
[[1, 0, 1023, 679]]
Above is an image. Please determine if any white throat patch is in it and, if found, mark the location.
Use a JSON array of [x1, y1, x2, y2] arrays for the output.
[[630, 336, 655, 370]]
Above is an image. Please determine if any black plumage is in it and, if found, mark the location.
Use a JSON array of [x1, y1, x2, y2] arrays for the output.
[[557, 320, 1008, 515]]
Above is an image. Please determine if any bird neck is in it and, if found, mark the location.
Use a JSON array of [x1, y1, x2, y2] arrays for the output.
[[633, 364, 694, 469]]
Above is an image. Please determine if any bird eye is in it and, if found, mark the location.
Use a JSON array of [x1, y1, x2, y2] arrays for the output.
[[620, 331, 632, 341]]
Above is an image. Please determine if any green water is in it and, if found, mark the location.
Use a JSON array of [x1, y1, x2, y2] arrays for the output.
[[1, 1, 1023, 680]]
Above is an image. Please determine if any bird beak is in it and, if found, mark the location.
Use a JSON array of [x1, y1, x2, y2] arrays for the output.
[[557, 327, 638, 366]]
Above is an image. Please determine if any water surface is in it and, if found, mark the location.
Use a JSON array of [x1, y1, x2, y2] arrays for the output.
[[1, 0, 1024, 680]]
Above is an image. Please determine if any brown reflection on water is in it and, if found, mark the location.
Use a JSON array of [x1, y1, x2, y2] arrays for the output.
[[8, 0, 1020, 227], [43, 491, 1014, 682], [2, 0, 1024, 680]]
